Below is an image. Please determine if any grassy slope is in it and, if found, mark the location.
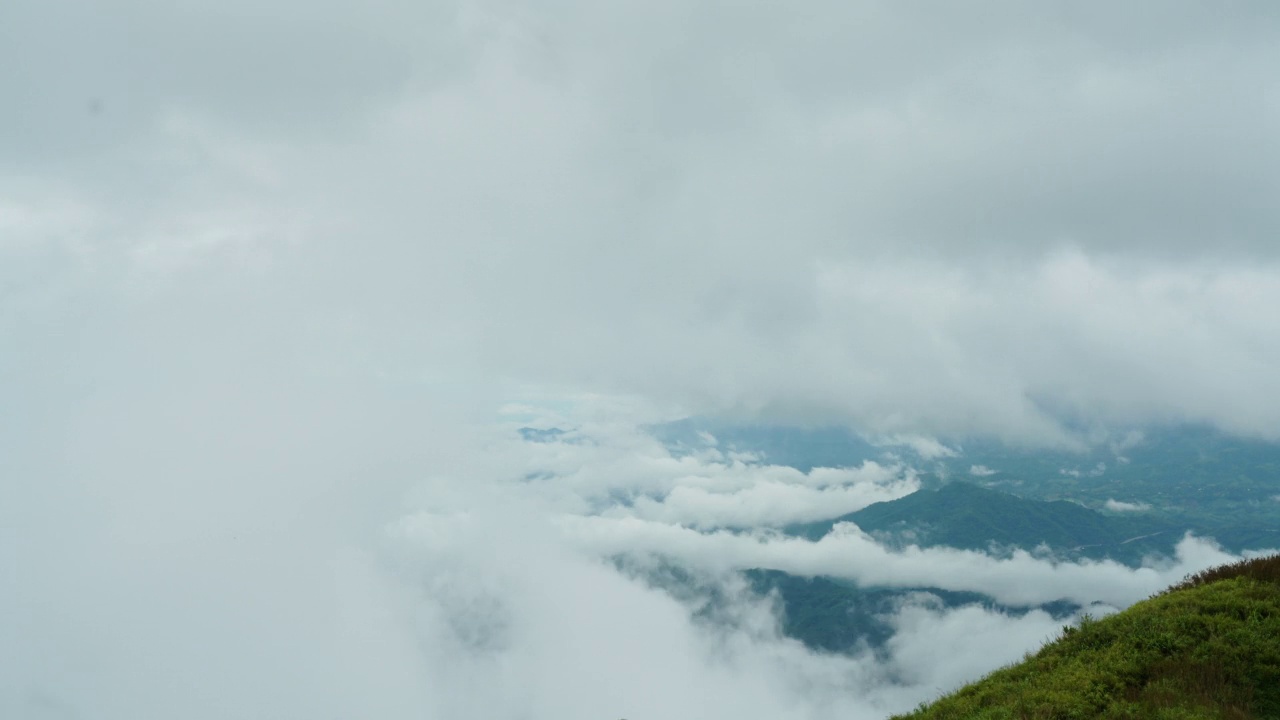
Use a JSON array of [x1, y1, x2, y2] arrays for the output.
[[891, 555, 1280, 720]]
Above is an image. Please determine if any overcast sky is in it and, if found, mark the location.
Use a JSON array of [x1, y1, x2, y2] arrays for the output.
[[4, 2, 1280, 719]]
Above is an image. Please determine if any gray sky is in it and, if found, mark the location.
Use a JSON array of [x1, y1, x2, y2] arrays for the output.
[[3, 2, 1280, 718], [5, 0, 1280, 444]]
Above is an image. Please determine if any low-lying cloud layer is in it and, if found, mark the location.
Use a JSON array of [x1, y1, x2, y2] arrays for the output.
[[7, 376, 1264, 720]]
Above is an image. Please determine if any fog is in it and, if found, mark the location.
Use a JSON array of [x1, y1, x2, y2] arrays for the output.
[[4, 1, 1280, 718]]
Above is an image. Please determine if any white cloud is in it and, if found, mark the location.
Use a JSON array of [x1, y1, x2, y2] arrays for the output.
[[4, 2, 1280, 447], [561, 513, 1240, 608], [1110, 430, 1145, 456], [873, 435, 959, 460], [624, 472, 915, 530], [378, 480, 1135, 720], [883, 600, 1072, 693], [1061, 462, 1107, 479], [1104, 499, 1152, 512], [507, 419, 918, 528], [494, 418, 1230, 609], [5, 2, 1280, 718], [4, 359, 1250, 720], [385, 508, 899, 720], [969, 464, 996, 477]]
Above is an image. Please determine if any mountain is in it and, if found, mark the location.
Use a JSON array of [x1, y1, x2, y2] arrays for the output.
[[792, 482, 1179, 564], [957, 425, 1280, 554], [892, 554, 1280, 719], [749, 483, 1176, 654], [650, 421, 1280, 556], [742, 570, 1033, 653]]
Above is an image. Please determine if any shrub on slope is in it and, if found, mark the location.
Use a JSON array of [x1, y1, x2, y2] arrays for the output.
[[891, 554, 1280, 720]]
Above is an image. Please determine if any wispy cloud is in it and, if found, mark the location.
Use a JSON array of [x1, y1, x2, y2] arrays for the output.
[[1104, 499, 1152, 512], [563, 515, 1238, 608], [873, 435, 960, 460]]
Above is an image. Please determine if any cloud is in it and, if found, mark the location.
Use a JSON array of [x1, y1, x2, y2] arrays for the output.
[[623, 469, 915, 530], [882, 599, 1076, 693], [873, 435, 959, 460], [382, 503, 1098, 720], [1104, 499, 1152, 512], [505, 412, 918, 528], [5, 1, 1280, 718], [565, 515, 1239, 608], [1061, 462, 1106, 478], [5, 1, 1280, 446], [969, 465, 997, 477], [0, 322, 1261, 720], [498, 420, 1246, 611], [384, 508, 899, 720], [493, 418, 1240, 609], [3, 354, 1251, 720]]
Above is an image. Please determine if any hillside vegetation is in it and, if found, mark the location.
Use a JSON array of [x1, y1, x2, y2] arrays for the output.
[[891, 554, 1280, 719]]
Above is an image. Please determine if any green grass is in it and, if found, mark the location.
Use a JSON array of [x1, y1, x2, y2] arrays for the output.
[[890, 554, 1280, 720]]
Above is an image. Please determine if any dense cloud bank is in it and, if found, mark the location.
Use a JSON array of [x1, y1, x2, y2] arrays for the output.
[[5, 1, 1280, 718], [5, 0, 1280, 444], [4, 396, 1262, 719]]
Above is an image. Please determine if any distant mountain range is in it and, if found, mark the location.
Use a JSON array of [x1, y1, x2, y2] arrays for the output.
[[791, 481, 1179, 564], [620, 420, 1280, 656], [754, 483, 1181, 653], [650, 420, 1280, 555]]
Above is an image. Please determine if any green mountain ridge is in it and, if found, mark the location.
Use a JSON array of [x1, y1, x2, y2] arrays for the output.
[[891, 554, 1280, 720], [793, 482, 1181, 565], [756, 483, 1222, 655]]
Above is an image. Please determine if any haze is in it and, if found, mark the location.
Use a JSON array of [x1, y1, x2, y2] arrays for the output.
[[3, 2, 1279, 718]]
